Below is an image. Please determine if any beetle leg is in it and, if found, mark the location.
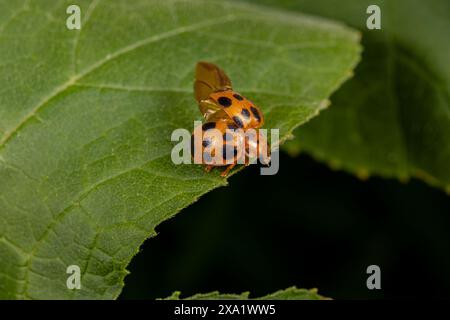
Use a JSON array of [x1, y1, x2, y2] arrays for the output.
[[220, 164, 236, 177], [204, 165, 213, 173]]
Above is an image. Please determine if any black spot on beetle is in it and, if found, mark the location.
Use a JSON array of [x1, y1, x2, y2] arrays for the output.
[[241, 108, 250, 119], [202, 122, 216, 131], [202, 139, 211, 147], [233, 93, 244, 101], [218, 96, 232, 107], [232, 116, 244, 128], [222, 144, 238, 160], [227, 123, 238, 130], [250, 106, 261, 122]]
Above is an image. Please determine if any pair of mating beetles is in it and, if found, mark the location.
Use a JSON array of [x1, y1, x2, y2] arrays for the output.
[[191, 62, 271, 177]]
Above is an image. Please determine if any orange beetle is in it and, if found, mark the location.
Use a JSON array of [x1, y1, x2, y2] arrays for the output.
[[194, 61, 264, 129], [191, 62, 270, 176], [191, 119, 245, 177]]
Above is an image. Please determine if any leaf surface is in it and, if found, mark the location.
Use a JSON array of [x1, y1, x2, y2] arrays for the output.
[[0, 0, 360, 299]]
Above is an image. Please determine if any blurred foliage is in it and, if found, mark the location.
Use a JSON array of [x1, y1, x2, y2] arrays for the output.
[[165, 287, 327, 300], [242, 0, 450, 191]]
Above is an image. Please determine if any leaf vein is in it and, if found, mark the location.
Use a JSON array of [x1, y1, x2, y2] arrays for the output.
[[0, 14, 238, 149]]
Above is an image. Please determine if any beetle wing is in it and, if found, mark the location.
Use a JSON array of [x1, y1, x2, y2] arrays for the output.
[[194, 62, 232, 116], [198, 99, 221, 119], [204, 108, 230, 122]]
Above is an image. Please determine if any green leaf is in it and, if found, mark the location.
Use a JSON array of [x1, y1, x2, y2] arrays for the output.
[[0, 0, 360, 299], [165, 286, 328, 300], [246, 0, 450, 192]]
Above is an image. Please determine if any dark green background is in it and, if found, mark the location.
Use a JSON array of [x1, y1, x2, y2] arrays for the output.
[[120, 151, 450, 299]]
